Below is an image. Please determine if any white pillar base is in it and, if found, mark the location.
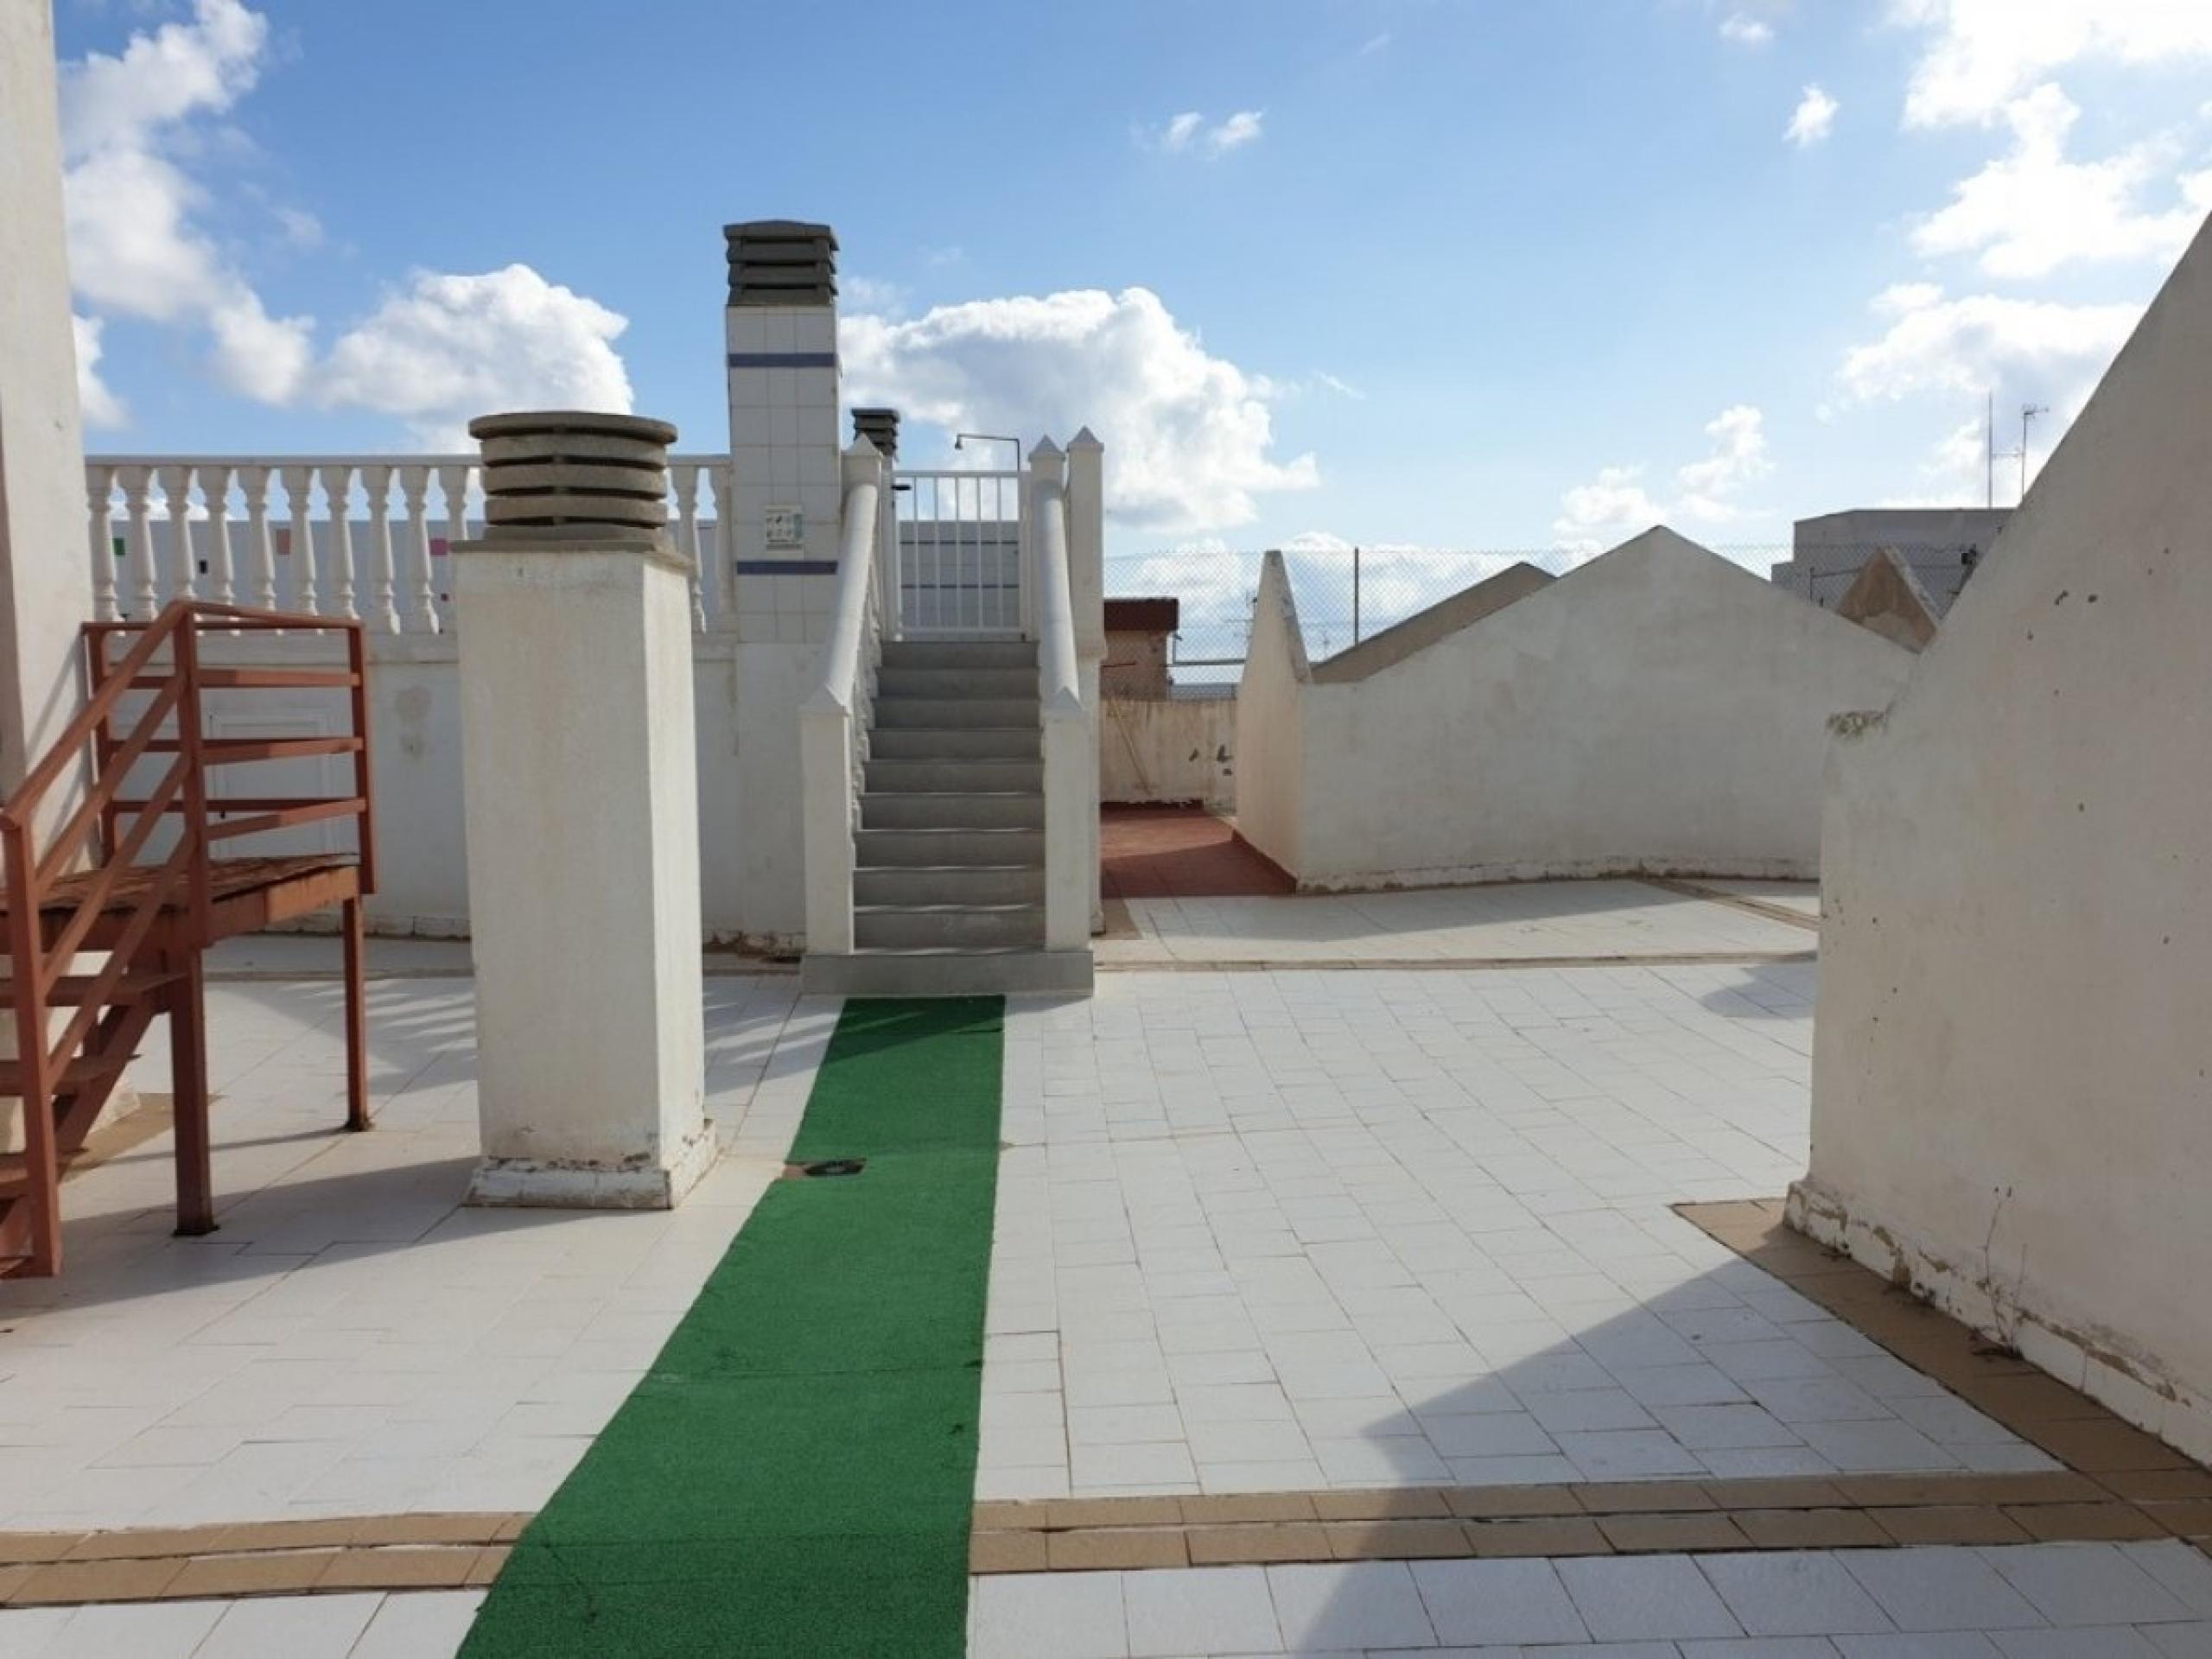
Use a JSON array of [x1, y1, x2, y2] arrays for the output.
[[466, 1122, 716, 1211]]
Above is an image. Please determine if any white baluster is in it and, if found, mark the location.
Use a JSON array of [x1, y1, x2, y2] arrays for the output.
[[239, 465, 277, 612], [119, 467, 157, 620], [398, 465, 441, 634], [716, 461, 738, 629], [326, 463, 359, 621], [673, 462, 706, 632], [437, 461, 470, 632], [156, 463, 197, 606], [86, 465, 118, 621], [202, 462, 237, 606], [281, 463, 320, 615], [362, 463, 402, 634]]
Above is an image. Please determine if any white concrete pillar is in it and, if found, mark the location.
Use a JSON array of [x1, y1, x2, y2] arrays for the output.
[[2, 4, 111, 1160], [722, 220, 843, 645], [1067, 429, 1107, 931], [453, 412, 712, 1210], [0, 2, 96, 800]]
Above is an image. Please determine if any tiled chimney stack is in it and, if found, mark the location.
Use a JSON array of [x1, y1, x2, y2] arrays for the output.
[[850, 407, 899, 464], [724, 220, 841, 641]]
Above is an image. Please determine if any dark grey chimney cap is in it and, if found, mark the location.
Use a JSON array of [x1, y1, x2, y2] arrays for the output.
[[724, 220, 836, 307]]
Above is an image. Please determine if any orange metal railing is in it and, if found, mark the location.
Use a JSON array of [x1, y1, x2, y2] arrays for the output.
[[1, 601, 372, 1274]]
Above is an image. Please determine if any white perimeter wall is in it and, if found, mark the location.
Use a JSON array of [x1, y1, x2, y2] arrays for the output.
[[1236, 531, 1914, 889], [1793, 216, 2212, 1462], [194, 633, 814, 950], [1101, 695, 1234, 809]]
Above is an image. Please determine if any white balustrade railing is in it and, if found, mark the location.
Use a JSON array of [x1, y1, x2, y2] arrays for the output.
[[893, 467, 1027, 639], [83, 454, 734, 632], [798, 444, 892, 956]]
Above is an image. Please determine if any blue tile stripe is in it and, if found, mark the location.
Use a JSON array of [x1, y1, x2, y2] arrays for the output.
[[734, 560, 837, 575], [726, 352, 838, 369]]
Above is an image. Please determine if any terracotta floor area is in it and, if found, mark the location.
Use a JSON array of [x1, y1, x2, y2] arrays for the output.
[[1099, 805, 1295, 899]]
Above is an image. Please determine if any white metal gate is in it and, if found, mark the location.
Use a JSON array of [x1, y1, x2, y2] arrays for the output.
[[892, 469, 1027, 638]]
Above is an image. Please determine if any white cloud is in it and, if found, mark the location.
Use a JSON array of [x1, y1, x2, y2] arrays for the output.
[[1156, 111, 1205, 152], [73, 315, 126, 429], [1720, 13, 1775, 47], [60, 1, 636, 442], [59, 0, 315, 403], [1357, 32, 1393, 56], [1838, 282, 2142, 410], [319, 266, 634, 448], [841, 286, 1318, 532], [1554, 405, 1776, 550], [1675, 403, 1774, 499], [1144, 111, 1264, 156], [1313, 371, 1366, 400], [1891, 0, 2212, 128], [1910, 83, 2211, 277], [1787, 84, 1840, 146], [1209, 111, 1264, 153]]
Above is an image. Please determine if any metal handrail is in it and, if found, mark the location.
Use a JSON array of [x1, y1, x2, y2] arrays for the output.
[[2, 601, 375, 1274]]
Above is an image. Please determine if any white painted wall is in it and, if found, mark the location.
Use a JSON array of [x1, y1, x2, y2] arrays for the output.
[[194, 631, 811, 950], [1792, 216, 2212, 1464], [1101, 695, 1233, 808], [1236, 531, 1915, 889], [1231, 554, 1309, 875]]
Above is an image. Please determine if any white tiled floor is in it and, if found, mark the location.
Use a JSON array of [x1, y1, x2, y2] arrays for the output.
[[965, 1541, 2212, 1657], [1098, 883, 1815, 968], [982, 964, 2046, 1499], [0, 973, 830, 1530], [0, 1590, 482, 1658]]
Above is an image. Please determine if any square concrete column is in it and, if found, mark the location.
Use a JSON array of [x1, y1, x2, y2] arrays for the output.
[[723, 220, 843, 645], [453, 412, 711, 1209]]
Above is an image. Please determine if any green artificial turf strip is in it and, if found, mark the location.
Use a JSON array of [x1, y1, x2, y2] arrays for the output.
[[458, 996, 1004, 1658]]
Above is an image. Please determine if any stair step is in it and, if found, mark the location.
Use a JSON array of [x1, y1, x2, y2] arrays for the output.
[[869, 728, 1039, 761], [855, 864, 1043, 906], [880, 639, 1039, 671], [861, 791, 1044, 831], [801, 947, 1093, 997], [865, 757, 1043, 793], [874, 696, 1039, 730], [855, 827, 1042, 867], [875, 666, 1038, 700], [0, 971, 181, 1009], [0, 1049, 136, 1093], [854, 903, 1046, 950]]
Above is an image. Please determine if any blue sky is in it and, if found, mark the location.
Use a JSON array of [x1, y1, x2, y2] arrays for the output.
[[52, 0, 2212, 557]]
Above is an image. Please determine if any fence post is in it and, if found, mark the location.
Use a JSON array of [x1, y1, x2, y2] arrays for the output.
[[1353, 544, 1362, 644]]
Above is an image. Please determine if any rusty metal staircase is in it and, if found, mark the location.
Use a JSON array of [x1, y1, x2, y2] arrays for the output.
[[1, 601, 377, 1278]]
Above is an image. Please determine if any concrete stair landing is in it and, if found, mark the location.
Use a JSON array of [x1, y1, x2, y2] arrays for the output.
[[803, 639, 1092, 995]]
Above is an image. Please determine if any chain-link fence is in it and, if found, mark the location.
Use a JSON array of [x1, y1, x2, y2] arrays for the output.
[[1103, 542, 1989, 683]]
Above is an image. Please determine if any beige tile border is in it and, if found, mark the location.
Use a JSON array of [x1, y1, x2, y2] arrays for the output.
[[964, 1468, 2204, 1573], [1102, 949, 1817, 974], [1640, 875, 1822, 932], [0, 1513, 526, 1608]]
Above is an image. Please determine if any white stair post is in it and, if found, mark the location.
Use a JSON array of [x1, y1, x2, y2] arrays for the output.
[[1067, 428, 1106, 931], [453, 411, 712, 1210]]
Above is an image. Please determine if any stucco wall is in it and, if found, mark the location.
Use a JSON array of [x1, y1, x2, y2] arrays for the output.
[[190, 632, 808, 950], [1101, 694, 1233, 808], [1230, 554, 1308, 874], [1236, 532, 1914, 890], [1792, 216, 2212, 1463]]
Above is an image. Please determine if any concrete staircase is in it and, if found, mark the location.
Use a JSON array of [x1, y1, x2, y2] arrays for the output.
[[802, 639, 1093, 995]]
